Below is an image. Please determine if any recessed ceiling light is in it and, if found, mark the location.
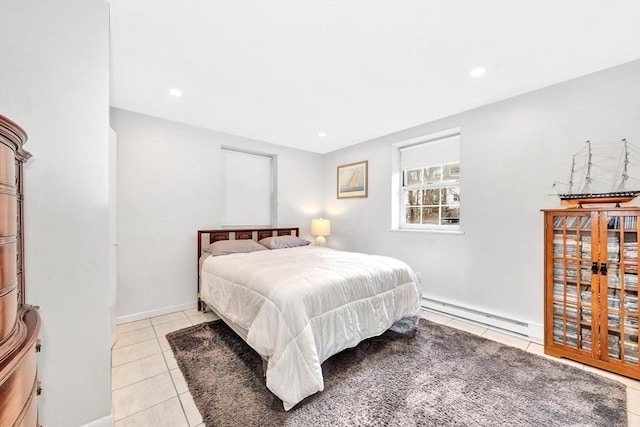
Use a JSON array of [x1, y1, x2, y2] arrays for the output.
[[169, 88, 182, 97], [470, 67, 486, 78], [318, 132, 327, 138]]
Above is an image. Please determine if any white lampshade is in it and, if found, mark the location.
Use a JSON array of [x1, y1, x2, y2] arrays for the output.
[[311, 218, 331, 236], [311, 218, 331, 247]]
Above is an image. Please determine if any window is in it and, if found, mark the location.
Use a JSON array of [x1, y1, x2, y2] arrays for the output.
[[221, 148, 276, 226], [392, 129, 461, 230]]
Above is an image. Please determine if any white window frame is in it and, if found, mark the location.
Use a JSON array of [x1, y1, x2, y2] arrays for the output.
[[391, 128, 461, 232]]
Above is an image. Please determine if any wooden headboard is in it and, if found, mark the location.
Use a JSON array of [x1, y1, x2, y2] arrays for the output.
[[196, 227, 300, 310], [197, 227, 300, 258]]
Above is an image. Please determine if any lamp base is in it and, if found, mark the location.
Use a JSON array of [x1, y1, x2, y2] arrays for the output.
[[315, 236, 327, 247]]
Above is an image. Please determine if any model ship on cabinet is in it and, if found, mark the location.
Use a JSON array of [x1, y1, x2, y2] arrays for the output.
[[554, 139, 640, 206]]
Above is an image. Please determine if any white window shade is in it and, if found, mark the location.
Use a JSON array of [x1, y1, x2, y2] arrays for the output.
[[221, 149, 273, 226], [400, 134, 460, 170]]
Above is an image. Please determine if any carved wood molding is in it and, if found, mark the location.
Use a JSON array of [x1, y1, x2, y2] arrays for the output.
[[0, 115, 31, 162]]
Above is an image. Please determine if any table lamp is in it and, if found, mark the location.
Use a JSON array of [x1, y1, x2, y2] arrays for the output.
[[311, 218, 331, 246]]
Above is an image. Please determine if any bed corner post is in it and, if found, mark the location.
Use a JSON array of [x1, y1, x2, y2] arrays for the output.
[[197, 230, 204, 311]]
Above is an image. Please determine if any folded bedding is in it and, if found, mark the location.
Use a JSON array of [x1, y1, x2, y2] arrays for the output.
[[199, 245, 421, 410]]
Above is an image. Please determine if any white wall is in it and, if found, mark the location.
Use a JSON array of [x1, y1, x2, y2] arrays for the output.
[[110, 128, 118, 347], [322, 60, 640, 335], [111, 108, 324, 320], [0, 1, 111, 426]]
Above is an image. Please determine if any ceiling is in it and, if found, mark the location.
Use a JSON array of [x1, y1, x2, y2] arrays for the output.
[[109, 1, 640, 154]]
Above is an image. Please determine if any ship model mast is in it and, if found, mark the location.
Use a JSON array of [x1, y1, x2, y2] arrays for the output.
[[568, 155, 576, 194], [558, 138, 640, 206], [619, 138, 630, 191]]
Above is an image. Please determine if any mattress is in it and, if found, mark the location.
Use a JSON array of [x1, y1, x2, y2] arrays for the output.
[[199, 245, 421, 410]]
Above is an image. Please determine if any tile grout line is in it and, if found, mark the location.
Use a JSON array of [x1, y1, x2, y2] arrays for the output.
[[114, 394, 177, 424], [164, 312, 196, 426], [111, 368, 170, 393], [112, 338, 162, 368], [151, 317, 194, 341], [111, 339, 177, 422], [113, 326, 157, 350], [175, 393, 193, 427], [149, 313, 192, 327], [162, 343, 192, 426], [116, 325, 155, 334], [112, 324, 194, 426]]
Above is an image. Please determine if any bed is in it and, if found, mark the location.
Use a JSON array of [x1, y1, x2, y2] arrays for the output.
[[197, 227, 422, 410]]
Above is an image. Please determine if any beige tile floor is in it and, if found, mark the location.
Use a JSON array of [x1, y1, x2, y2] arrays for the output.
[[112, 308, 640, 426], [112, 308, 217, 427]]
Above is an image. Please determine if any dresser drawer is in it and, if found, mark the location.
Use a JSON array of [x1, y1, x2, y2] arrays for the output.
[[0, 288, 17, 344], [0, 306, 41, 427], [14, 376, 38, 427], [0, 343, 37, 426], [0, 143, 16, 188], [0, 242, 17, 289], [0, 192, 17, 237]]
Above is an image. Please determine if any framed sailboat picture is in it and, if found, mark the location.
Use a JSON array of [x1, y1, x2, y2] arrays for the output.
[[337, 160, 368, 199]]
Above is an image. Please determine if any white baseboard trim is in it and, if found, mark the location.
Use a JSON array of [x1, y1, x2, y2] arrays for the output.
[[422, 296, 543, 342], [80, 414, 114, 427], [117, 301, 198, 325], [527, 323, 544, 344]]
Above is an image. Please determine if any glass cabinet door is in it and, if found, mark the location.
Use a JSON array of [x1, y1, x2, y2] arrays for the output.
[[604, 213, 639, 366], [551, 214, 595, 354]]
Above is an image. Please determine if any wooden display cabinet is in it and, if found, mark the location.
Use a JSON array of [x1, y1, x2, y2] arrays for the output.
[[543, 207, 639, 379]]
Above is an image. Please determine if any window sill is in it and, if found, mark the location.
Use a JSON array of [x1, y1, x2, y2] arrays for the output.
[[389, 228, 465, 235]]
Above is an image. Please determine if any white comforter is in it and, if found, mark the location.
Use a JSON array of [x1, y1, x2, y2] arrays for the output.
[[200, 245, 421, 410]]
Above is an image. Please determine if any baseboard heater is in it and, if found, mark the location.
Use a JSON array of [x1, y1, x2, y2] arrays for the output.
[[421, 297, 543, 341]]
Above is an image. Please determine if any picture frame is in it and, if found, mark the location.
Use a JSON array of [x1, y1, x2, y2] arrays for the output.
[[337, 160, 368, 199]]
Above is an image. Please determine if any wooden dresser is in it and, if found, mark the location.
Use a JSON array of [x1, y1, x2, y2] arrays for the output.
[[0, 114, 42, 426]]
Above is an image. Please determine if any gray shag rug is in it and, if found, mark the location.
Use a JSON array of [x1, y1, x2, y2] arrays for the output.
[[166, 319, 626, 426]]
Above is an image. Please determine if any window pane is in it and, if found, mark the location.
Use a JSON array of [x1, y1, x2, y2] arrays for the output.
[[405, 169, 423, 186], [443, 163, 460, 182], [442, 187, 460, 205], [406, 207, 421, 224], [424, 166, 442, 183], [422, 188, 440, 205], [422, 207, 439, 224], [442, 207, 460, 224], [398, 131, 460, 229], [405, 189, 422, 206]]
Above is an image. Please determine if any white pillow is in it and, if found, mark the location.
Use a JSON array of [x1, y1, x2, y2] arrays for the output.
[[203, 239, 268, 256], [258, 236, 311, 249]]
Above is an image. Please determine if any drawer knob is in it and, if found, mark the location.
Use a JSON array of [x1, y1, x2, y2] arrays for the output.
[[36, 339, 42, 353], [37, 380, 42, 396]]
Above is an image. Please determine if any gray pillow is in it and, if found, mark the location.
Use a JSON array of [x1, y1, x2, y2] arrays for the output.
[[203, 239, 268, 256], [258, 236, 311, 249]]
